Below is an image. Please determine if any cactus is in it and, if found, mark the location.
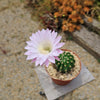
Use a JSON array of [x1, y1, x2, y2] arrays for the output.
[[55, 51, 75, 73]]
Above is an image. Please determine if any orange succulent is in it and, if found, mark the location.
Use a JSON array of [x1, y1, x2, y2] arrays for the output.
[[73, 3, 78, 9], [53, 0, 58, 2], [77, 5, 82, 9], [77, 16, 81, 20], [67, 23, 73, 27], [62, 0, 71, 6], [69, 8, 73, 12], [72, 18, 78, 23], [73, 24, 76, 28], [72, 11, 77, 15], [69, 15, 73, 19], [69, 26, 75, 32], [62, 1, 68, 6], [54, 12, 60, 18], [54, 2, 60, 7], [63, 8, 67, 12], [62, 25, 67, 31], [83, 7, 90, 12], [71, 1, 76, 6], [80, 11, 85, 15], [79, 19, 84, 24], [84, 1, 93, 6], [87, 17, 93, 22], [55, 19, 58, 23], [66, 7, 73, 12], [76, 25, 81, 30], [62, 20, 68, 25], [52, 0, 93, 32], [27, 0, 94, 32], [59, 5, 65, 11]]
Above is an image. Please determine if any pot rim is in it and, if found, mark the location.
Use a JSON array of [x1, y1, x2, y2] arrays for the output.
[[45, 49, 81, 82]]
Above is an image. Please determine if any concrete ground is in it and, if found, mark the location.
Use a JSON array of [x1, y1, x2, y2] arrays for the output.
[[0, 0, 100, 100]]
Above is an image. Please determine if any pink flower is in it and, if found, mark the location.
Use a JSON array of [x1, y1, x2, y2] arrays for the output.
[[24, 29, 65, 67]]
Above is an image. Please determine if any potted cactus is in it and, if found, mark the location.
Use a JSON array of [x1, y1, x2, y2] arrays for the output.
[[45, 49, 81, 85], [24, 29, 81, 86]]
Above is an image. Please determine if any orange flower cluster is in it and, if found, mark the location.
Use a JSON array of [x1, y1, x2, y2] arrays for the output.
[[52, 0, 93, 32]]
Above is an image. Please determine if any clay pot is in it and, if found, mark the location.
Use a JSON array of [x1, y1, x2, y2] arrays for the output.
[[45, 49, 81, 86]]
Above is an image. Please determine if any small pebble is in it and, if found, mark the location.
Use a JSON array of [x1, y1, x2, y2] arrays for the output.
[[39, 91, 45, 96]]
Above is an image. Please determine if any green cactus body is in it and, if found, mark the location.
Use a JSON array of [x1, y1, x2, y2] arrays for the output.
[[55, 51, 75, 73]]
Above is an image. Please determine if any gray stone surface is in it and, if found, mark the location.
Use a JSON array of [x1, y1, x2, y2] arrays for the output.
[[71, 26, 100, 59], [35, 63, 94, 100], [0, 0, 100, 100], [92, 19, 100, 29], [84, 18, 100, 30]]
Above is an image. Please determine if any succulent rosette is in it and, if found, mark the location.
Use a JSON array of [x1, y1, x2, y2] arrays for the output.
[[24, 29, 65, 67]]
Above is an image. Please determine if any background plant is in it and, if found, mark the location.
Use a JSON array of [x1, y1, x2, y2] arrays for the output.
[[52, 0, 93, 32], [26, 0, 94, 32], [25, 0, 57, 30], [91, 0, 100, 21], [25, 0, 52, 18]]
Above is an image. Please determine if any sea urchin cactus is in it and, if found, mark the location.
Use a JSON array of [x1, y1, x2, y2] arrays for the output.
[[55, 51, 75, 73]]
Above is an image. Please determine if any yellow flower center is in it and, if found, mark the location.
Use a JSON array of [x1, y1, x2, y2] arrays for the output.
[[38, 42, 52, 54]]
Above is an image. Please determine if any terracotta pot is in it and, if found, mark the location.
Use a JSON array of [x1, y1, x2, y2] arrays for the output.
[[45, 49, 81, 86]]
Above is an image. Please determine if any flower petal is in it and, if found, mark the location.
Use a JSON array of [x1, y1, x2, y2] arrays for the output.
[[52, 50, 60, 56], [48, 56, 55, 63], [54, 56, 60, 61], [32, 58, 36, 63], [54, 36, 62, 45], [40, 56, 48, 66], [26, 54, 38, 60], [35, 58, 40, 66], [44, 60, 49, 67], [55, 42, 65, 49], [51, 31, 57, 40], [24, 51, 32, 55], [56, 49, 63, 54]]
